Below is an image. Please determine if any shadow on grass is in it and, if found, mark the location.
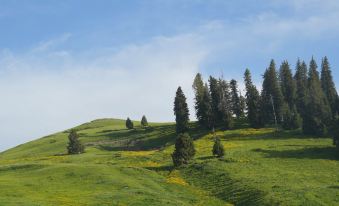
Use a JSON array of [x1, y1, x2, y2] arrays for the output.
[[144, 165, 173, 172], [95, 123, 211, 152], [253, 146, 339, 160], [196, 156, 215, 160]]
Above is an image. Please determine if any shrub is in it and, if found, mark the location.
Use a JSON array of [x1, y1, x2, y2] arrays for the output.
[[67, 130, 84, 155], [212, 136, 224, 157], [172, 133, 195, 167]]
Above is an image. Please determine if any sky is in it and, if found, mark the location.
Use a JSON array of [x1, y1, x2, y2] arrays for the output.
[[1, 0, 339, 151]]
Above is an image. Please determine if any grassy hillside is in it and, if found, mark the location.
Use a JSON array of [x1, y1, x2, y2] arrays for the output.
[[0, 119, 338, 205]]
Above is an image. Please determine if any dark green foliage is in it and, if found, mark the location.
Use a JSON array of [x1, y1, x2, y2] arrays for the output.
[[230, 79, 245, 118], [193, 73, 213, 128], [330, 117, 339, 148], [321, 56, 338, 118], [217, 78, 233, 129], [67, 130, 84, 155], [294, 60, 308, 118], [261, 60, 284, 125], [212, 136, 224, 157], [126, 117, 134, 129], [141, 115, 148, 128], [244, 69, 262, 128], [209, 76, 222, 124], [172, 133, 196, 166], [280, 61, 301, 129], [303, 58, 331, 136], [174, 87, 190, 134], [282, 105, 302, 130]]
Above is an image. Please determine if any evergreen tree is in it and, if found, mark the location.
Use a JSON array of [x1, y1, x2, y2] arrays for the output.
[[201, 83, 214, 128], [321, 56, 338, 118], [172, 133, 195, 166], [67, 130, 84, 155], [230, 79, 244, 118], [303, 57, 331, 135], [330, 117, 339, 149], [193, 73, 206, 126], [212, 136, 224, 157], [294, 59, 308, 118], [244, 69, 262, 128], [261, 60, 284, 125], [280, 61, 301, 129], [126, 117, 134, 130], [209, 76, 222, 124], [174, 87, 190, 134], [217, 78, 233, 129], [141, 115, 148, 128]]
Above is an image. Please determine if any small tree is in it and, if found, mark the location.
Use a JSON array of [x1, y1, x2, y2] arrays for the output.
[[141, 115, 148, 128], [67, 130, 84, 155], [172, 133, 195, 167], [212, 136, 224, 157], [126, 117, 134, 129]]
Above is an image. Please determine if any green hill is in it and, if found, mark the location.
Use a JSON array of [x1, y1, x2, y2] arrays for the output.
[[0, 119, 338, 205]]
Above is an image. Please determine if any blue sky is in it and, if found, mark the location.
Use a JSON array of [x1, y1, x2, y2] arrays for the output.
[[1, 0, 339, 151]]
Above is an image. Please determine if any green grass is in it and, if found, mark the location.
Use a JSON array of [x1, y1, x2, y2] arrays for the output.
[[0, 118, 338, 205]]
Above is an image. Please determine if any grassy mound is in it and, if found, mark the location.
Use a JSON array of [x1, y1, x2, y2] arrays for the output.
[[0, 118, 338, 205]]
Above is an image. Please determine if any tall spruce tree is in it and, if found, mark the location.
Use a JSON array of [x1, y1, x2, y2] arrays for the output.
[[303, 57, 331, 135], [209, 76, 222, 125], [280, 61, 301, 129], [201, 83, 214, 128], [172, 133, 195, 166], [67, 130, 84, 155], [321, 56, 338, 118], [261, 60, 284, 125], [244, 69, 262, 128], [174, 87, 190, 134], [230, 79, 244, 118], [294, 59, 308, 118], [217, 78, 233, 129], [193, 73, 206, 126]]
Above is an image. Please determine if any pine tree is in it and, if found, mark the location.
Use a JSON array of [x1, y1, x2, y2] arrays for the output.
[[193, 73, 206, 126], [321, 56, 338, 118], [209, 76, 222, 125], [67, 130, 84, 155], [230, 79, 244, 118], [303, 57, 331, 135], [212, 136, 224, 157], [261, 60, 284, 125], [217, 78, 233, 129], [174, 87, 190, 134], [294, 59, 308, 118], [244, 69, 262, 128], [201, 83, 214, 128], [126, 117, 134, 130], [172, 133, 196, 166], [141, 115, 148, 128], [280, 61, 301, 129]]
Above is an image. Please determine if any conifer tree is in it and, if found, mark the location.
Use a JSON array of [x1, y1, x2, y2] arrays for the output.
[[126, 117, 134, 130], [217, 78, 233, 129], [209, 76, 222, 124], [201, 83, 214, 128], [280, 61, 301, 129], [212, 136, 224, 157], [321, 56, 338, 118], [67, 130, 84, 155], [330, 117, 339, 149], [230, 79, 244, 118], [193, 73, 206, 126], [294, 59, 308, 118], [172, 133, 195, 166], [174, 87, 190, 134], [141, 115, 148, 128], [261, 60, 284, 125], [303, 57, 331, 135], [244, 69, 262, 128]]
